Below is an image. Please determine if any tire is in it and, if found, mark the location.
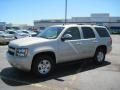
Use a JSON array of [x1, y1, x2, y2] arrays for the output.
[[32, 55, 55, 77], [94, 48, 106, 65]]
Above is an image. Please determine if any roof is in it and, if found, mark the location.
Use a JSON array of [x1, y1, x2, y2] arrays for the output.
[[51, 24, 106, 28]]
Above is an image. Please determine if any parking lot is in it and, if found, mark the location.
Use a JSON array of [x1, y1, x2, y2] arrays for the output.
[[0, 35, 120, 90]]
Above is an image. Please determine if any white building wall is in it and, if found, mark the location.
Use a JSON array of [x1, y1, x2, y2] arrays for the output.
[[34, 13, 120, 32], [71, 17, 91, 22]]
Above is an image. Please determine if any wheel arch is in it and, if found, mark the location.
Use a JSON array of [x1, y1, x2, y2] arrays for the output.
[[95, 45, 107, 54], [31, 51, 56, 70]]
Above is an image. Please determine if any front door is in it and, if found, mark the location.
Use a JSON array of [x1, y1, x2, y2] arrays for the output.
[[58, 27, 82, 62]]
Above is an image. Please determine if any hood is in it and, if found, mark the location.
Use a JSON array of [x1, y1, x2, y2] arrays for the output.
[[9, 37, 49, 47]]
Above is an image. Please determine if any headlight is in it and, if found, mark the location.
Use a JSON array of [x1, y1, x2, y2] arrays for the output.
[[16, 48, 28, 57]]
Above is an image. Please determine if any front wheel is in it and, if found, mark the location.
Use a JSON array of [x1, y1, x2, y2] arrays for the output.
[[94, 48, 106, 65], [32, 55, 55, 77]]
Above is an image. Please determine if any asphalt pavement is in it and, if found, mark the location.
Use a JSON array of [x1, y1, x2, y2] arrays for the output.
[[0, 35, 120, 90]]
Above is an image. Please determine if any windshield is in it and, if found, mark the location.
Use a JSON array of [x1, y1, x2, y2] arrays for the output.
[[37, 27, 64, 39], [27, 30, 36, 33]]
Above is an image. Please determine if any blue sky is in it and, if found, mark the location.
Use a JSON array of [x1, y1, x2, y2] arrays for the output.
[[0, 0, 120, 25]]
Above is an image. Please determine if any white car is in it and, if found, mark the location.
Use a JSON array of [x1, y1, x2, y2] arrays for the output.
[[7, 24, 112, 77], [0, 31, 15, 44], [20, 30, 37, 37], [6, 30, 30, 39]]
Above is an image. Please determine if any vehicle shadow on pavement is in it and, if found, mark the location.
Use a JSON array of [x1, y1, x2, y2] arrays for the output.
[[0, 59, 111, 86]]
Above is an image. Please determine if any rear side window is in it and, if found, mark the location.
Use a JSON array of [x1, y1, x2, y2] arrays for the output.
[[81, 27, 95, 39], [95, 27, 110, 37]]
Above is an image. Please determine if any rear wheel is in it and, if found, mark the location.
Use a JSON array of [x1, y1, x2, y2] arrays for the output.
[[32, 55, 55, 77], [94, 48, 106, 65]]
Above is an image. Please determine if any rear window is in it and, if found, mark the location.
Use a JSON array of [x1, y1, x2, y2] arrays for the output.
[[95, 27, 110, 37]]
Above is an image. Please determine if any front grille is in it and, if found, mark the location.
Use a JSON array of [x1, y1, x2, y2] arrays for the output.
[[8, 46, 15, 56]]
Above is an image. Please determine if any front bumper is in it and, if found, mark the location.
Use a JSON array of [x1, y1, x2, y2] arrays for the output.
[[6, 52, 32, 71]]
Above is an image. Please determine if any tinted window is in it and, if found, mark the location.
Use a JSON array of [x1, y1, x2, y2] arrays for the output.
[[22, 31, 28, 34], [64, 27, 80, 40], [82, 27, 95, 39], [9, 31, 15, 34], [95, 27, 110, 37]]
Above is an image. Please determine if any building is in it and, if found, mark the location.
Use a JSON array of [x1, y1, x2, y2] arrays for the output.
[[34, 13, 120, 33], [6, 23, 34, 30], [34, 19, 66, 30], [72, 13, 120, 33]]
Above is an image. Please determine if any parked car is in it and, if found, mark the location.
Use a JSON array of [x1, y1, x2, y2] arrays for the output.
[[7, 24, 112, 77], [20, 30, 37, 37], [37, 29, 44, 34], [6, 30, 30, 39], [0, 31, 15, 44]]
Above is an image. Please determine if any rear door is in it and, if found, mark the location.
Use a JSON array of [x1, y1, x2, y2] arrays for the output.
[[80, 27, 97, 58]]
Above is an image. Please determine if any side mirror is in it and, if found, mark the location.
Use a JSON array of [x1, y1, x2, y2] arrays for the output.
[[61, 34, 72, 41]]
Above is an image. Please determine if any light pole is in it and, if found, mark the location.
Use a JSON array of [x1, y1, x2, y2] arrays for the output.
[[65, 0, 67, 24]]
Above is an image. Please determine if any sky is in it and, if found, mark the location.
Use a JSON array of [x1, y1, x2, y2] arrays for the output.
[[0, 0, 120, 25]]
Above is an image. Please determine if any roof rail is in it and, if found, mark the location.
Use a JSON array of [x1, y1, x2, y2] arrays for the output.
[[77, 24, 85, 25]]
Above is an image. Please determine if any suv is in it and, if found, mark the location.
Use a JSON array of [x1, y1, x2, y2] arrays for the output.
[[7, 24, 112, 76]]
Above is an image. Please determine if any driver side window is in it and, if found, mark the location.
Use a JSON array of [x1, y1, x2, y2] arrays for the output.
[[63, 27, 81, 40]]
